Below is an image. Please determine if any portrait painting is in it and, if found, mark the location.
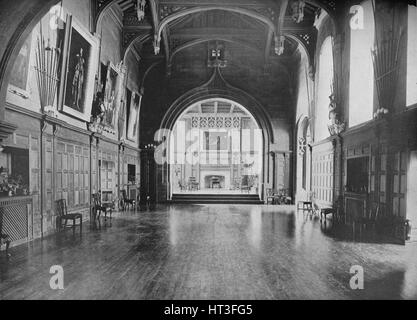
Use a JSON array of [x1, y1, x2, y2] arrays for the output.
[[10, 33, 32, 91], [102, 63, 120, 129], [60, 19, 98, 122], [127, 91, 141, 141]]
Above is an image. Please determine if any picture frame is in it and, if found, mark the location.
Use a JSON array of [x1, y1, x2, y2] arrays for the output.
[[102, 62, 122, 131], [8, 33, 33, 99], [127, 91, 141, 142], [59, 17, 99, 122]]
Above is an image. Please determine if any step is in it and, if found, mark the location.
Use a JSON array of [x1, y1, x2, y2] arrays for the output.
[[170, 193, 263, 204]]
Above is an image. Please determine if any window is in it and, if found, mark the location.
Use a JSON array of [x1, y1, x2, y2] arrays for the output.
[[349, 0, 375, 127], [315, 37, 334, 141], [406, 5, 417, 107]]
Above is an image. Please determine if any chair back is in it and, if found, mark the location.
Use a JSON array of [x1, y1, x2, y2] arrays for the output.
[[92, 193, 101, 207], [121, 190, 128, 200], [102, 191, 113, 204], [56, 199, 67, 217]]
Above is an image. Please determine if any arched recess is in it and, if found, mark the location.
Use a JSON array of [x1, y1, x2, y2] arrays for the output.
[[166, 98, 264, 198], [123, 34, 152, 61], [155, 6, 276, 44], [295, 115, 312, 200], [315, 35, 334, 142], [157, 76, 274, 201], [95, 0, 158, 33]]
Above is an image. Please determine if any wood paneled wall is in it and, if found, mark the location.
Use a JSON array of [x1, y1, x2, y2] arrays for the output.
[[3, 104, 140, 239]]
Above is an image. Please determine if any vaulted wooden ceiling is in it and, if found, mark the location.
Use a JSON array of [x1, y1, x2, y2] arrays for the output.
[[95, 0, 337, 101], [95, 0, 336, 64]]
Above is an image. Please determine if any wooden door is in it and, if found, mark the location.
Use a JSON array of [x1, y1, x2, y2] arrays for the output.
[[392, 151, 407, 219]]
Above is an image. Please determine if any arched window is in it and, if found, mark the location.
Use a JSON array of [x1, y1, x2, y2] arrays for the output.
[[315, 36, 333, 142], [349, 0, 375, 127], [407, 5, 417, 107]]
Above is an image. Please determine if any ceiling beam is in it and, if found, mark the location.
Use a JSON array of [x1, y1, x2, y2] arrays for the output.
[[154, 6, 277, 54], [169, 27, 263, 38], [168, 25, 313, 41], [169, 37, 263, 66]]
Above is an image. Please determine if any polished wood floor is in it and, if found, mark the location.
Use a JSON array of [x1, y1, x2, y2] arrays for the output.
[[1, 204, 417, 300]]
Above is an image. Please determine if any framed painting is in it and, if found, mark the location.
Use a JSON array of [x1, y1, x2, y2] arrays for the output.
[[127, 91, 141, 142], [102, 62, 121, 131], [8, 33, 33, 98], [59, 18, 99, 122]]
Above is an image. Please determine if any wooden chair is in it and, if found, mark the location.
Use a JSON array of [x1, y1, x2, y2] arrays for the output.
[[0, 212, 11, 257], [318, 205, 336, 222], [92, 193, 113, 221], [297, 201, 313, 214], [121, 189, 135, 211], [353, 203, 380, 236], [277, 188, 292, 204], [188, 177, 199, 191], [266, 188, 275, 205], [56, 199, 82, 234]]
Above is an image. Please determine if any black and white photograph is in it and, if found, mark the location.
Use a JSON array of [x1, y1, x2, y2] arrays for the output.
[[1, 0, 417, 311]]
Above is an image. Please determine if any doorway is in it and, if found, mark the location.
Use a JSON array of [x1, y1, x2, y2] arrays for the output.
[[168, 98, 263, 197], [407, 150, 417, 240]]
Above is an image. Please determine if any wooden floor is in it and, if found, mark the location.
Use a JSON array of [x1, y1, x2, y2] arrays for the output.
[[1, 204, 417, 300]]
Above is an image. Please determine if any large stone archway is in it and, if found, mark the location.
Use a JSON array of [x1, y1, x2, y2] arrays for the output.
[[155, 69, 275, 202]]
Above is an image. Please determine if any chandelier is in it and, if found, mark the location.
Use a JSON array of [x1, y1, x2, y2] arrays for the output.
[[136, 0, 146, 21]]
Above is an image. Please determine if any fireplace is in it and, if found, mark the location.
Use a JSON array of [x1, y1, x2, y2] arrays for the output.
[[204, 175, 225, 189], [200, 170, 230, 190]]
